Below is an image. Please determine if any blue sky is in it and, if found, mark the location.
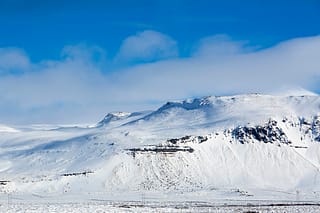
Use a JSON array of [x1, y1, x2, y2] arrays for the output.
[[1, 0, 320, 61], [0, 0, 320, 124]]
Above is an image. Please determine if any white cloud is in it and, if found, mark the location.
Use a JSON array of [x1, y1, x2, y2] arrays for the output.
[[61, 43, 107, 64], [192, 34, 249, 58], [0, 48, 30, 74], [110, 35, 320, 100], [0, 33, 319, 124], [116, 30, 178, 62]]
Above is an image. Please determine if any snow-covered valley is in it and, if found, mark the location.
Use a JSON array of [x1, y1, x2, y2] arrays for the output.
[[1, 93, 320, 211]]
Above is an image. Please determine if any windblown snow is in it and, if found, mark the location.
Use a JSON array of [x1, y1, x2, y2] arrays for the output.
[[1, 93, 320, 202], [0, 125, 19, 133]]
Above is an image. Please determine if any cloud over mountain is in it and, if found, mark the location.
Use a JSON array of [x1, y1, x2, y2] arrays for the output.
[[0, 33, 319, 124]]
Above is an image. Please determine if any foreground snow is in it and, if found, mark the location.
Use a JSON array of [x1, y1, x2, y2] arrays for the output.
[[1, 200, 320, 213], [0, 93, 320, 205]]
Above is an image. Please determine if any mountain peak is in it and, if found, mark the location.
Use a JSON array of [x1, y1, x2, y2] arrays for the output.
[[97, 112, 132, 126]]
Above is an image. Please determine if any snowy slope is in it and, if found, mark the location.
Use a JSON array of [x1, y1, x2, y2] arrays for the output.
[[0, 93, 320, 201]]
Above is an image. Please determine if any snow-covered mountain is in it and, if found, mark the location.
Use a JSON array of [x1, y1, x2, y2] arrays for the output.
[[1, 93, 320, 201]]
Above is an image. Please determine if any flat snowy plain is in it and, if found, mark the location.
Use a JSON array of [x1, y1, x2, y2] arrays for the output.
[[1, 199, 320, 212]]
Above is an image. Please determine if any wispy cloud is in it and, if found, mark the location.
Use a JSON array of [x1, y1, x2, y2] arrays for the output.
[[115, 30, 178, 63], [0, 48, 30, 75], [0, 32, 319, 124]]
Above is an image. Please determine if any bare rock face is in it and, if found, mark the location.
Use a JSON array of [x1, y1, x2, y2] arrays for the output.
[[312, 116, 320, 142], [232, 120, 290, 144]]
